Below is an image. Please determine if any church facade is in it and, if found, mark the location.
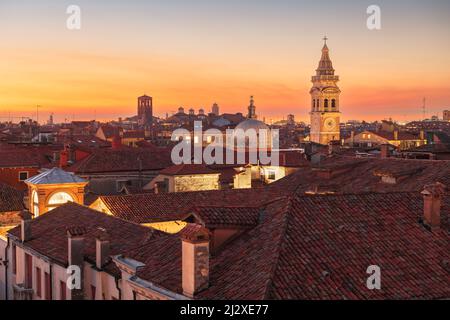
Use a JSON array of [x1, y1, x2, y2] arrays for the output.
[[309, 38, 341, 145]]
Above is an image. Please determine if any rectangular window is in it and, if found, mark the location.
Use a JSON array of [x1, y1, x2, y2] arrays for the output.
[[18, 171, 29, 181], [60, 280, 66, 300], [25, 253, 33, 289], [36, 267, 42, 298], [267, 170, 276, 180], [45, 272, 52, 300], [12, 244, 16, 274]]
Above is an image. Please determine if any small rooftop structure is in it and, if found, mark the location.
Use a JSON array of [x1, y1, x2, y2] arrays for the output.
[[25, 167, 87, 185]]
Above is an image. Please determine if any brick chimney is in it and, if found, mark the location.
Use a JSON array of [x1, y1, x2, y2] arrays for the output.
[[60, 147, 69, 168], [394, 130, 399, 141], [181, 224, 210, 298], [421, 182, 446, 231], [380, 144, 390, 159], [19, 210, 32, 243], [112, 135, 122, 149], [67, 226, 86, 300], [95, 229, 110, 270]]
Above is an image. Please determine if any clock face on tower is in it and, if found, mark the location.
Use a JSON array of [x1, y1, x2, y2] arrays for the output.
[[324, 117, 336, 131]]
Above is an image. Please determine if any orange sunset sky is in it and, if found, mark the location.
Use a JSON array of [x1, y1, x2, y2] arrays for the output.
[[1, 0, 450, 124]]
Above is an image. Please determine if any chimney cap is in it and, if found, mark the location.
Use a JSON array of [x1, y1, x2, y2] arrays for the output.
[[67, 226, 87, 238], [94, 227, 110, 241], [180, 224, 210, 243], [421, 182, 446, 197]]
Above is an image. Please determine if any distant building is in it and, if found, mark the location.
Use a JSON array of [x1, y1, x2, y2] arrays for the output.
[[310, 37, 341, 145], [137, 95, 153, 127], [444, 110, 450, 121], [247, 96, 257, 119], [211, 103, 219, 116]]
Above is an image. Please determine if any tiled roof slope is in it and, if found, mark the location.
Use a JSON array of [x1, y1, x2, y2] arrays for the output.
[[124, 192, 449, 300], [269, 156, 450, 194], [97, 188, 282, 224], [67, 147, 173, 174], [0, 183, 24, 213], [189, 206, 261, 228]]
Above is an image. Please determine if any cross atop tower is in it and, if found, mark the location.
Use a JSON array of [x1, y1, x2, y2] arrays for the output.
[[323, 36, 328, 45]]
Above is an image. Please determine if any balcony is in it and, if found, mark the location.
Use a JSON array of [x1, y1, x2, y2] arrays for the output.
[[13, 283, 34, 300]]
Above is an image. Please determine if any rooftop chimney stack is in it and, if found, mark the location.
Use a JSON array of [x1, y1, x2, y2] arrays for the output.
[[112, 135, 122, 149], [181, 224, 210, 298], [421, 182, 446, 231], [95, 229, 110, 270], [19, 210, 32, 243], [380, 144, 390, 159], [67, 226, 86, 300]]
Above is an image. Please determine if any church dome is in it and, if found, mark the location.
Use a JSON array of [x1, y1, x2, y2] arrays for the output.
[[235, 119, 269, 132]]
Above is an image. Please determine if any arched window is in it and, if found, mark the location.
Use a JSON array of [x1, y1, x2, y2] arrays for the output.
[[32, 190, 39, 217], [47, 192, 74, 211], [324, 99, 329, 110], [332, 99, 336, 110]]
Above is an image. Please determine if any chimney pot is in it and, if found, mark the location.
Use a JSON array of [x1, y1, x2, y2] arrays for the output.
[[181, 224, 210, 298]]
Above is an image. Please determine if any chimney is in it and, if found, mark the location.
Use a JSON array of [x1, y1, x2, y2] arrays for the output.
[[380, 144, 390, 159], [154, 183, 159, 194], [95, 229, 110, 270], [19, 210, 32, 243], [112, 135, 122, 149], [421, 183, 446, 231], [350, 130, 355, 147], [328, 141, 339, 155], [60, 147, 69, 168], [181, 224, 210, 298], [419, 130, 425, 141], [67, 226, 86, 300], [394, 130, 399, 141]]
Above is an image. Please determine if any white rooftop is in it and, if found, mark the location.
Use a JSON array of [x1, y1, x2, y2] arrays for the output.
[[25, 167, 87, 185]]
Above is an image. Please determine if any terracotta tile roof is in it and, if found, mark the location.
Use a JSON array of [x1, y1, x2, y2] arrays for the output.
[[188, 206, 261, 228], [7, 202, 160, 276], [159, 164, 218, 176], [0, 149, 51, 168], [124, 192, 449, 300], [67, 147, 173, 174], [270, 155, 450, 194], [97, 188, 282, 224], [0, 182, 24, 214]]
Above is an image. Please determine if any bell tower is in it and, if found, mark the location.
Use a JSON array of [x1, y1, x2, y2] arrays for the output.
[[310, 37, 341, 145]]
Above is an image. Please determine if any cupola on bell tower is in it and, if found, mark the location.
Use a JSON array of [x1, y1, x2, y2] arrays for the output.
[[310, 37, 341, 145]]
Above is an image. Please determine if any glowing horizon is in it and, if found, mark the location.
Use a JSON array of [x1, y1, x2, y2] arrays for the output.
[[1, 0, 450, 124]]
